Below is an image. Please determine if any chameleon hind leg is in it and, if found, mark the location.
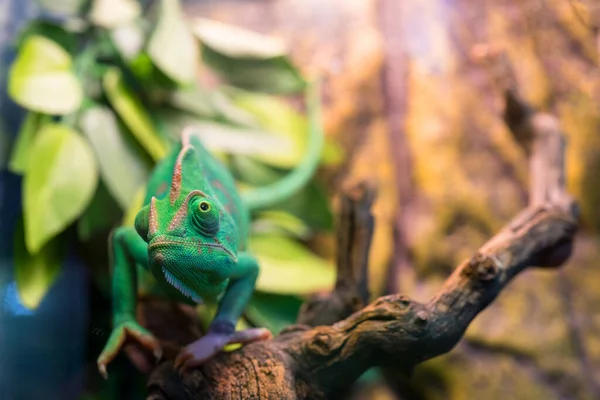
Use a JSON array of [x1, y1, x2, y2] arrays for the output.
[[97, 227, 162, 379], [174, 252, 272, 373]]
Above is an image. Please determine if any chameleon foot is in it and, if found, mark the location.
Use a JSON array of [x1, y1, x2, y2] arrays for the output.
[[174, 325, 272, 374], [97, 319, 162, 379]]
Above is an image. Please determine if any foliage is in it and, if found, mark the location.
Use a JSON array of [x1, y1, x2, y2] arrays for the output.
[[6, 0, 341, 337]]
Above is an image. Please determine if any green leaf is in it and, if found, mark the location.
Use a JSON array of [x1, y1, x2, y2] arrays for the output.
[[103, 68, 167, 161], [229, 87, 343, 167], [127, 53, 180, 92], [122, 184, 146, 227], [183, 121, 292, 158], [23, 124, 98, 253], [13, 217, 66, 310], [202, 46, 305, 94], [79, 105, 150, 210], [89, 0, 141, 29], [154, 115, 217, 158], [209, 89, 262, 127], [36, 0, 86, 15], [167, 84, 219, 119], [165, 82, 261, 127], [284, 180, 333, 231], [156, 109, 202, 144], [110, 22, 146, 61], [77, 181, 122, 241], [251, 210, 311, 239], [193, 19, 304, 92], [229, 91, 308, 168], [249, 234, 335, 294], [246, 292, 303, 335], [147, 0, 199, 85], [8, 112, 43, 174], [155, 109, 249, 148], [191, 18, 287, 59], [128, 52, 155, 81], [8, 35, 83, 114], [230, 154, 281, 186], [16, 21, 77, 54]]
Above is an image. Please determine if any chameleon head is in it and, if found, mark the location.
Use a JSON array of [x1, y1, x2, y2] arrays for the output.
[[134, 141, 239, 302], [135, 190, 238, 304]]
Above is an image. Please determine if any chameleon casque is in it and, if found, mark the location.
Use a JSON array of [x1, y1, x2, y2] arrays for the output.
[[97, 83, 323, 378]]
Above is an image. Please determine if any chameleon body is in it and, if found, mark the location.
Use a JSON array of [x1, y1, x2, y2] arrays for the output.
[[97, 83, 323, 377]]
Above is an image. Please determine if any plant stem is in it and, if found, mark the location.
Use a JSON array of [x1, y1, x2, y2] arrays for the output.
[[62, 30, 98, 128]]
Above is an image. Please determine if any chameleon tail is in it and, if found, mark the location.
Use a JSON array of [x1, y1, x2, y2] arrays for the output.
[[241, 78, 325, 212]]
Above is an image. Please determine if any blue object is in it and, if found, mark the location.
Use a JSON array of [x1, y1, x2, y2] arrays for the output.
[[0, 0, 89, 399]]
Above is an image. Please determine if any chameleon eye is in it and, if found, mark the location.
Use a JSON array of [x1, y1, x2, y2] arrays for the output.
[[191, 198, 220, 236], [134, 205, 150, 242]]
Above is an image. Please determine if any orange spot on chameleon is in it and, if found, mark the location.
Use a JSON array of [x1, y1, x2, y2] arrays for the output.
[[156, 182, 168, 196]]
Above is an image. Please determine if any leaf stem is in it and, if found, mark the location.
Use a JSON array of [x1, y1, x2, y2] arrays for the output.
[[62, 31, 99, 127]]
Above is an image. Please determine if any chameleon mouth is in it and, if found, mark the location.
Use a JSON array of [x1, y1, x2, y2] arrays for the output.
[[162, 267, 203, 304], [148, 238, 237, 263]]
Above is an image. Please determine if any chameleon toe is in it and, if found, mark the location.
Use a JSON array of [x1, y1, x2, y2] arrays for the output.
[[96, 331, 127, 378], [175, 331, 233, 373], [98, 363, 108, 380], [173, 328, 273, 375], [97, 320, 161, 377], [174, 351, 196, 375], [226, 327, 272, 345], [125, 324, 162, 356]]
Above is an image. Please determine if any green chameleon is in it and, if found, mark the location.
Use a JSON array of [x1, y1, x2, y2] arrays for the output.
[[97, 81, 324, 378]]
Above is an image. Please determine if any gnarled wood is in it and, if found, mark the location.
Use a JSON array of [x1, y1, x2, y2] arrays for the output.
[[146, 90, 578, 399], [296, 182, 374, 327]]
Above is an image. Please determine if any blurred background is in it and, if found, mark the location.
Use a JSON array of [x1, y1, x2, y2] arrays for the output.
[[1, 0, 599, 399]]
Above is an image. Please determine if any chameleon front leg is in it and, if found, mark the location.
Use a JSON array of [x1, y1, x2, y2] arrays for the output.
[[174, 252, 272, 373], [97, 227, 161, 379]]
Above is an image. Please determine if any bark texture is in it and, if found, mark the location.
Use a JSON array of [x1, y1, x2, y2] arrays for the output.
[[145, 90, 579, 399]]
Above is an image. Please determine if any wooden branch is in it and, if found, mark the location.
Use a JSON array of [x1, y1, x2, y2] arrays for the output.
[[296, 182, 374, 327], [146, 92, 578, 399]]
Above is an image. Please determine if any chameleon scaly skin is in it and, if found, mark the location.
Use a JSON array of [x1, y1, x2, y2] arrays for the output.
[[97, 81, 324, 377]]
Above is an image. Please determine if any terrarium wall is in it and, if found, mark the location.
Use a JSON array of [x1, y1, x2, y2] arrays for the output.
[[182, 1, 600, 399]]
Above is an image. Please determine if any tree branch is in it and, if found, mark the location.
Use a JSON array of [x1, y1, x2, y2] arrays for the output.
[[296, 182, 374, 327], [145, 91, 578, 399]]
